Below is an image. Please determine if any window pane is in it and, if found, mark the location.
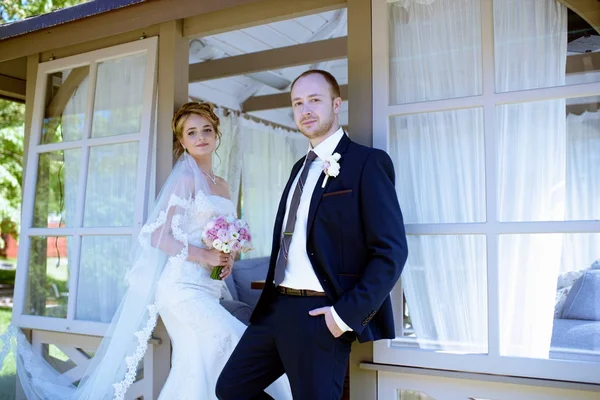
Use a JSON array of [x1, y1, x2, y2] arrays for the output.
[[76, 236, 130, 322], [498, 96, 600, 222], [390, 108, 485, 224], [499, 233, 600, 362], [41, 66, 89, 144], [395, 235, 488, 354], [25, 236, 72, 318], [33, 150, 81, 228], [84, 142, 139, 227], [388, 0, 482, 104], [494, 0, 600, 92], [92, 53, 147, 138]]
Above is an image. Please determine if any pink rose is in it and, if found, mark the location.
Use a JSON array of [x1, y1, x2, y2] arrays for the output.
[[207, 232, 218, 241], [230, 241, 241, 252], [217, 229, 229, 241], [216, 221, 228, 230]]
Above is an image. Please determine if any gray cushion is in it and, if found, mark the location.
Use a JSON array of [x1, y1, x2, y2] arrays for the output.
[[224, 274, 239, 301], [561, 270, 600, 321], [551, 318, 600, 353], [232, 257, 270, 310], [220, 299, 252, 325]]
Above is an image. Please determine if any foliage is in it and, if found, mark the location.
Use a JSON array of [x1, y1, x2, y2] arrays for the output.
[[0, 307, 16, 400], [0, 99, 25, 256], [0, 0, 86, 25], [0, 269, 16, 285]]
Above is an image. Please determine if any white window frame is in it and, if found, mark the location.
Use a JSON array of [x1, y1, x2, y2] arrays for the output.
[[372, 0, 600, 384], [12, 37, 158, 337]]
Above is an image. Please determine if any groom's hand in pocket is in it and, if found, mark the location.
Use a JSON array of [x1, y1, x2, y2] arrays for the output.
[[309, 307, 343, 338]]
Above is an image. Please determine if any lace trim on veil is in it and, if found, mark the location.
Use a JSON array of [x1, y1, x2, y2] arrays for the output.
[[115, 193, 193, 399], [0, 153, 221, 400], [112, 304, 159, 400]]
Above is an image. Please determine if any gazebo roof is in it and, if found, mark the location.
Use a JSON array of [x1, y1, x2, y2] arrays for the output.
[[0, 0, 145, 41]]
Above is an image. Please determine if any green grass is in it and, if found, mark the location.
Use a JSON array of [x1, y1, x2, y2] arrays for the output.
[[0, 257, 68, 290], [0, 307, 16, 400]]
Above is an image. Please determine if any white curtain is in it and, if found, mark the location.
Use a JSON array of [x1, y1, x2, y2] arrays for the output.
[[388, 0, 573, 357], [240, 118, 307, 258], [74, 55, 147, 322], [560, 111, 600, 273], [388, 0, 482, 104], [495, 0, 567, 358], [214, 110, 243, 211], [388, 0, 487, 353]]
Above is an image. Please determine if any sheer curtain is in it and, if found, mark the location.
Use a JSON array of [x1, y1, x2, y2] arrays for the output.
[[240, 119, 307, 257], [214, 110, 243, 211], [388, 0, 487, 353], [561, 111, 600, 273], [495, 0, 567, 358], [75, 55, 147, 323], [389, 0, 482, 104]]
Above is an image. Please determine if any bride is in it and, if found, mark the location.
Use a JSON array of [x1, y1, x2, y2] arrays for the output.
[[0, 101, 292, 400]]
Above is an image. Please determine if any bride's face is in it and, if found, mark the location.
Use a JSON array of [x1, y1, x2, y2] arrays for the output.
[[180, 114, 217, 158]]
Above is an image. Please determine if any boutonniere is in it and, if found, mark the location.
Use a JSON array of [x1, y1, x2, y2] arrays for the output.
[[321, 153, 341, 188]]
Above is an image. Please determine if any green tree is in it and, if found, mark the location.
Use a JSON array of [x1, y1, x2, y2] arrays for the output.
[[0, 100, 24, 257], [1, 0, 86, 25], [0, 1, 87, 257]]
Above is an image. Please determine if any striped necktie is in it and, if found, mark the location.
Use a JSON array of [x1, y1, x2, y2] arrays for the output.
[[274, 150, 318, 285]]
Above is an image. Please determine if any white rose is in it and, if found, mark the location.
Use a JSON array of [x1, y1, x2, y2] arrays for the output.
[[327, 163, 340, 177], [332, 152, 341, 161], [230, 231, 240, 241], [222, 244, 231, 254], [212, 239, 223, 250]]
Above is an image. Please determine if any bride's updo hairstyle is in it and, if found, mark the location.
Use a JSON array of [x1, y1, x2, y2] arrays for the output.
[[172, 101, 222, 158]]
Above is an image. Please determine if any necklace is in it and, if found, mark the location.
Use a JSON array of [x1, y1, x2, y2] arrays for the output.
[[201, 169, 217, 185]]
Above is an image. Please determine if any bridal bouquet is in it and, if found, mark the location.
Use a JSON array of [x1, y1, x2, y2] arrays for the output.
[[202, 214, 253, 280]]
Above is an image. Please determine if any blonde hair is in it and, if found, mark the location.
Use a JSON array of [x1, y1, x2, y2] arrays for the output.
[[172, 101, 221, 159]]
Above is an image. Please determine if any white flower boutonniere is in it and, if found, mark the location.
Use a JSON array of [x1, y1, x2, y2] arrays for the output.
[[321, 152, 341, 188]]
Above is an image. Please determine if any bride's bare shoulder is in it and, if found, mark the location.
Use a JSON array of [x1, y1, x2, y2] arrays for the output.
[[214, 176, 231, 199]]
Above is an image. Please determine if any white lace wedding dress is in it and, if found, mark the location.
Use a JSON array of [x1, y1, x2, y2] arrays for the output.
[[154, 192, 292, 400]]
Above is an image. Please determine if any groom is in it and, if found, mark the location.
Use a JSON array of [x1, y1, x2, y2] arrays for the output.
[[216, 70, 408, 399]]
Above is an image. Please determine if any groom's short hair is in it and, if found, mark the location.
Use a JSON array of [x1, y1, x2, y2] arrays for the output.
[[291, 69, 341, 99]]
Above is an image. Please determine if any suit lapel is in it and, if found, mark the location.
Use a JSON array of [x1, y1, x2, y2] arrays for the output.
[[306, 133, 351, 236]]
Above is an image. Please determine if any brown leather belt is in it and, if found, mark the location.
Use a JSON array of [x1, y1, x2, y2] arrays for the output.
[[277, 286, 327, 297]]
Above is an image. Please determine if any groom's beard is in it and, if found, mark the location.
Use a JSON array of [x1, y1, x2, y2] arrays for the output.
[[299, 114, 335, 140]]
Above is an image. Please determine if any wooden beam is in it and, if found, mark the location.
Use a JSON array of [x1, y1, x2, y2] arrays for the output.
[[559, 0, 600, 35], [0, 0, 263, 63], [189, 37, 348, 83], [566, 51, 600, 75], [183, 0, 347, 38], [0, 74, 26, 101], [22, 54, 39, 205], [156, 21, 189, 190], [242, 84, 348, 112], [40, 25, 160, 63], [45, 66, 89, 118], [347, 0, 372, 147]]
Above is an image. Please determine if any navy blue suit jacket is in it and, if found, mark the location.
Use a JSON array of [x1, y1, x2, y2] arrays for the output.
[[251, 134, 408, 343]]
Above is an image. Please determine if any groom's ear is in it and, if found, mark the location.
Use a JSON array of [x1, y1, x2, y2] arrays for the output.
[[332, 96, 342, 114]]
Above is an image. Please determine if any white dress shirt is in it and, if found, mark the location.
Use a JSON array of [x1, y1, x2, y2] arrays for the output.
[[279, 127, 352, 332]]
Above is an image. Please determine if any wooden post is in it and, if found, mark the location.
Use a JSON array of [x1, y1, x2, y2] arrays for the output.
[[347, 0, 378, 399], [152, 19, 189, 398]]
